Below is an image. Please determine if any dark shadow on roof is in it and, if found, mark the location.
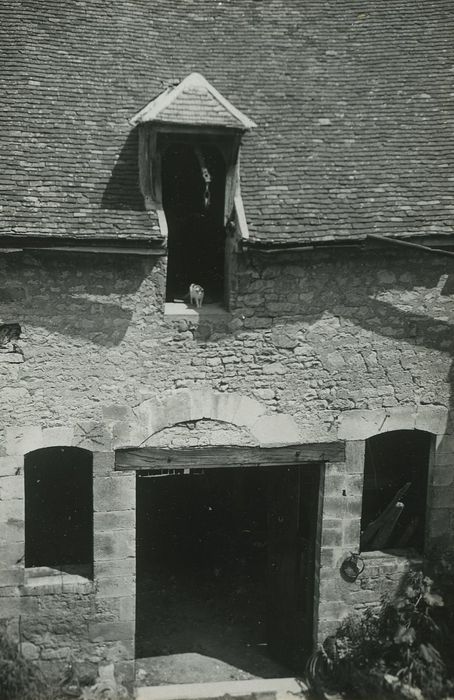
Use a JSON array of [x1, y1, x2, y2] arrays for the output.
[[101, 127, 144, 212]]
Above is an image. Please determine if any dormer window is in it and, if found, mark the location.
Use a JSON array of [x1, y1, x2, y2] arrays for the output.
[[130, 73, 256, 312]]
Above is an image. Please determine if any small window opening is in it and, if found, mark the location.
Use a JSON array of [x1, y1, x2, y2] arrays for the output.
[[360, 430, 431, 553], [161, 138, 226, 305], [24, 446, 93, 578]]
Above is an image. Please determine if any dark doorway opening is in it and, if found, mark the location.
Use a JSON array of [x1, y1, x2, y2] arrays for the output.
[[360, 430, 431, 552], [161, 138, 226, 304], [136, 464, 319, 682], [24, 446, 93, 578]]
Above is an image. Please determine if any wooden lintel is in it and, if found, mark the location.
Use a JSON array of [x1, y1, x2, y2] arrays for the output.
[[115, 443, 345, 470]]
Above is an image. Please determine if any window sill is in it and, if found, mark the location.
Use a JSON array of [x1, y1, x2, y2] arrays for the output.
[[164, 302, 230, 321], [23, 566, 94, 595], [360, 549, 423, 563]]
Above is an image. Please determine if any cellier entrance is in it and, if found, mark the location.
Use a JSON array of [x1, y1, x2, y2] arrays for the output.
[[116, 444, 332, 683]]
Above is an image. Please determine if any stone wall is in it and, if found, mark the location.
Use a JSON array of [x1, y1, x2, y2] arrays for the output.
[[0, 246, 452, 440], [0, 244, 453, 682]]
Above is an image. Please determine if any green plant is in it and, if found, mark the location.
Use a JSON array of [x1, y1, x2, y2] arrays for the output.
[[0, 624, 49, 700], [321, 572, 454, 700]]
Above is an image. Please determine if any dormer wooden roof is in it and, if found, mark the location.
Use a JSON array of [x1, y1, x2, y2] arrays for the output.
[[130, 73, 256, 131]]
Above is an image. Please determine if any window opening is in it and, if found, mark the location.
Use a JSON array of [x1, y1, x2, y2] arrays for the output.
[[161, 138, 226, 305], [24, 446, 93, 578], [360, 430, 431, 553]]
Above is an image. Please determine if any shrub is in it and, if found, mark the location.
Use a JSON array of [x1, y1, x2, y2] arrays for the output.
[[320, 571, 454, 700], [0, 624, 50, 700]]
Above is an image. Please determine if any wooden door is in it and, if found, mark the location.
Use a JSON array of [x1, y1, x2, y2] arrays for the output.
[[267, 464, 320, 671]]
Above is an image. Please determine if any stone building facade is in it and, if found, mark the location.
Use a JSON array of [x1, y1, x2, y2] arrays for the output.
[[1, 0, 454, 692]]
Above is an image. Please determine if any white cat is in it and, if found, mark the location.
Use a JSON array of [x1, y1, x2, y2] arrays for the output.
[[189, 283, 204, 308]]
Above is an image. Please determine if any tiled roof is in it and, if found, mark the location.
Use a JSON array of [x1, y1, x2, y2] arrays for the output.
[[1, 0, 454, 244]]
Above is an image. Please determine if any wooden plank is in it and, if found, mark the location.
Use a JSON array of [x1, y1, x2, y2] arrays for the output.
[[115, 443, 345, 470]]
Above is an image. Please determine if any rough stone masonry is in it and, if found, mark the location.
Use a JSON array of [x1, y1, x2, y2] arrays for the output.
[[0, 243, 453, 688]]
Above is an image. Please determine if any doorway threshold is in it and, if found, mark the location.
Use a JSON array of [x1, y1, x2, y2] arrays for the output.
[[135, 677, 308, 700]]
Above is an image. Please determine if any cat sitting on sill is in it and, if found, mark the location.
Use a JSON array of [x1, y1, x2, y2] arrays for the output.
[[189, 283, 204, 308]]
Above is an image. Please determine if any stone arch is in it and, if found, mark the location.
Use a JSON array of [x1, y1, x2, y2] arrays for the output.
[[128, 388, 301, 448], [337, 405, 448, 441]]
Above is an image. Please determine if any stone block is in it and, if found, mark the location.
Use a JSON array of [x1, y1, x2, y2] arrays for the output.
[[345, 474, 364, 497], [0, 566, 23, 587], [0, 543, 24, 568], [0, 353, 24, 364], [41, 426, 74, 448], [94, 476, 135, 512], [262, 362, 286, 375], [0, 456, 23, 477], [324, 473, 347, 495], [432, 467, 454, 486], [322, 528, 342, 547], [21, 641, 40, 660], [119, 596, 135, 622], [73, 421, 113, 451], [232, 395, 267, 428], [92, 451, 115, 476], [94, 532, 135, 561], [378, 408, 417, 434], [415, 406, 448, 435], [338, 410, 386, 441], [215, 392, 244, 424], [102, 405, 134, 422], [160, 390, 192, 427], [343, 519, 361, 547], [23, 577, 63, 595], [6, 426, 43, 456], [94, 510, 135, 532], [338, 409, 418, 441], [0, 586, 21, 599], [96, 576, 135, 599], [320, 548, 335, 568], [95, 559, 135, 580], [2, 518, 24, 543], [323, 495, 348, 519], [427, 508, 451, 538], [61, 577, 94, 594], [187, 389, 212, 421], [345, 441, 365, 474], [434, 452, 454, 467], [271, 327, 299, 349], [0, 476, 23, 501], [0, 597, 21, 619], [110, 421, 147, 449], [0, 498, 24, 523], [431, 485, 454, 509], [133, 399, 168, 435], [318, 600, 349, 619], [251, 414, 300, 446], [435, 434, 454, 453], [89, 621, 134, 642]]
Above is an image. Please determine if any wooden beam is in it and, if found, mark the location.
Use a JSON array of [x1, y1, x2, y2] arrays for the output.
[[368, 234, 454, 258], [115, 443, 345, 470], [27, 246, 165, 256]]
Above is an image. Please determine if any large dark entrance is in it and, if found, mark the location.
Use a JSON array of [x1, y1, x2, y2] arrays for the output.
[[135, 463, 320, 680]]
